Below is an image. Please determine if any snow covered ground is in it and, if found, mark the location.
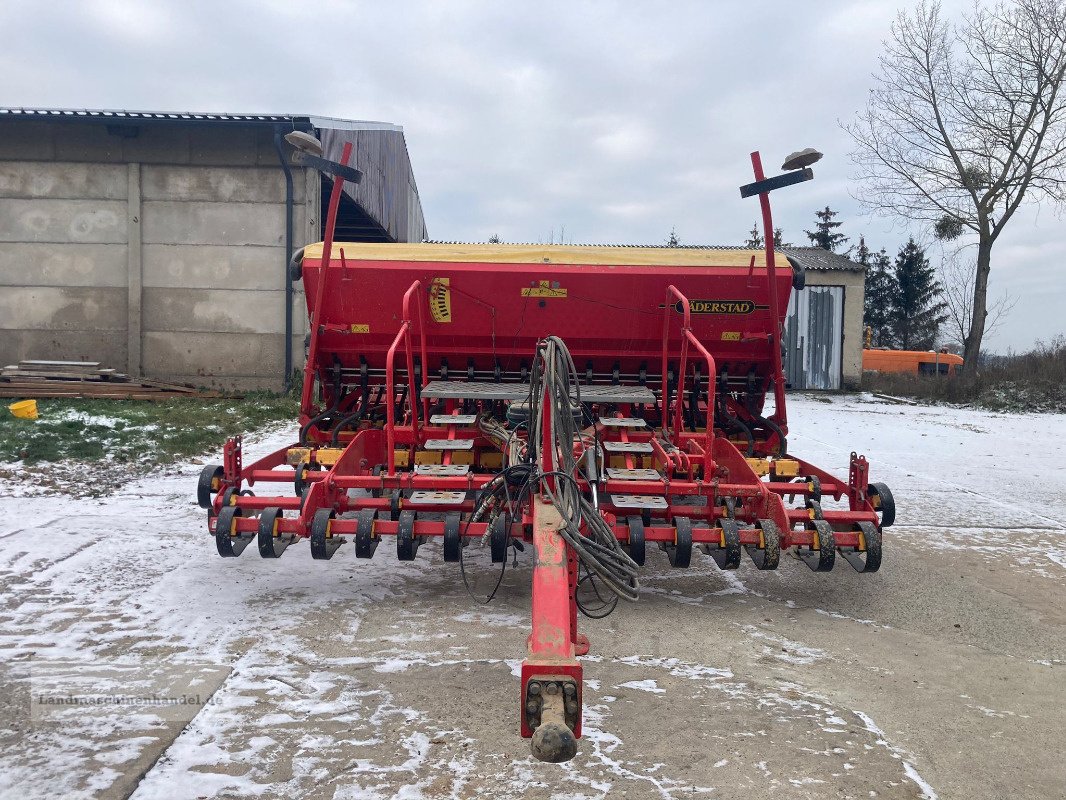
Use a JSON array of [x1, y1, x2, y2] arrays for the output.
[[1, 394, 1064, 799]]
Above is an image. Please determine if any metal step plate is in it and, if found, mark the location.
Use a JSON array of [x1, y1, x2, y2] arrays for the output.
[[606, 468, 662, 481], [414, 464, 471, 476], [602, 441, 654, 454], [422, 380, 655, 404], [610, 494, 668, 509], [408, 490, 467, 505], [430, 414, 478, 425], [423, 439, 475, 450], [599, 417, 648, 428]]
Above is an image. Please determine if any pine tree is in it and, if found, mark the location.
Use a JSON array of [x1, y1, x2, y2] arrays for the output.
[[665, 227, 681, 247], [890, 238, 947, 350], [804, 206, 848, 252], [745, 224, 764, 249], [859, 238, 898, 347], [773, 227, 789, 248]]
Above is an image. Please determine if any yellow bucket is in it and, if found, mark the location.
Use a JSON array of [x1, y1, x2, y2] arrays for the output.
[[8, 399, 38, 420]]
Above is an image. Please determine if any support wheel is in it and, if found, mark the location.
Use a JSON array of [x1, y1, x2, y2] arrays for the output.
[[663, 516, 692, 568], [294, 460, 320, 497], [258, 507, 295, 558], [841, 520, 882, 573], [625, 516, 646, 566], [310, 508, 344, 560], [702, 518, 741, 569], [798, 519, 836, 572], [489, 514, 508, 564], [197, 465, 223, 509], [867, 482, 895, 527], [396, 510, 421, 561], [215, 505, 252, 557], [355, 508, 379, 558], [746, 519, 781, 570], [442, 513, 463, 562]]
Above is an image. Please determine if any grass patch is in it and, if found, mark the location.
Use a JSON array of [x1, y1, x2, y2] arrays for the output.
[[863, 337, 1066, 413], [0, 393, 299, 496]]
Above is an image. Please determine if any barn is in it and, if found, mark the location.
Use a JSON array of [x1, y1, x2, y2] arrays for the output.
[[0, 107, 425, 391]]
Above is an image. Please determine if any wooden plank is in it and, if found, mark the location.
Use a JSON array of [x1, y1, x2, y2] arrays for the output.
[[1, 370, 126, 381]]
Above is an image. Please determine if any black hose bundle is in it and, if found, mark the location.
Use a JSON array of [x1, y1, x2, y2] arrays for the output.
[[528, 336, 640, 604]]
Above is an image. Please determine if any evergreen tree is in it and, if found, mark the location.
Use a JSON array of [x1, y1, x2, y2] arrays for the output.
[[745, 224, 764, 249], [487, 233, 501, 243], [804, 206, 848, 252], [665, 227, 681, 247], [890, 238, 947, 350], [859, 238, 898, 347], [773, 227, 789, 248]]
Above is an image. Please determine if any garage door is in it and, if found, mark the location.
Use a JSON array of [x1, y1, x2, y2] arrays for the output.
[[783, 285, 844, 390]]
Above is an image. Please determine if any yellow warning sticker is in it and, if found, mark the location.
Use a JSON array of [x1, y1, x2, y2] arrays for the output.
[[429, 277, 452, 322], [521, 280, 567, 298], [721, 331, 741, 341], [351, 324, 370, 333]]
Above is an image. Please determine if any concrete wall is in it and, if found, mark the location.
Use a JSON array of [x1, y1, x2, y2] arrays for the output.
[[805, 269, 865, 389], [0, 121, 319, 391]]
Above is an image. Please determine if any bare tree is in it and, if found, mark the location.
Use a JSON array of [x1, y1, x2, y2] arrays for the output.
[[845, 0, 1066, 368], [938, 252, 1017, 350]]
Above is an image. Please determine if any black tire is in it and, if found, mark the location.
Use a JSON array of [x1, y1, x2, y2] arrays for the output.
[[663, 516, 692, 568], [216, 505, 249, 558], [747, 519, 781, 570], [489, 515, 508, 564], [867, 482, 895, 527], [310, 508, 340, 560], [703, 518, 741, 569], [841, 520, 882, 573], [442, 513, 463, 562], [257, 507, 287, 558], [355, 508, 379, 559], [294, 461, 319, 497], [396, 510, 419, 561], [625, 516, 646, 566], [197, 465, 223, 509], [798, 519, 836, 572]]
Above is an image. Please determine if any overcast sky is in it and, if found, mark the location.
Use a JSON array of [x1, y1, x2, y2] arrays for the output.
[[0, 0, 1061, 351]]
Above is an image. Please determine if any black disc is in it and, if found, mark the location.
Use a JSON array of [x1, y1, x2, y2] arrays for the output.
[[310, 508, 340, 560], [841, 520, 882, 573], [664, 516, 692, 568], [396, 510, 419, 561], [747, 519, 781, 570], [389, 490, 402, 522], [625, 516, 646, 566], [294, 460, 319, 497], [443, 513, 463, 563], [703, 518, 742, 569], [257, 507, 285, 558], [215, 505, 248, 558], [355, 508, 379, 558], [489, 515, 508, 564], [197, 465, 223, 509], [798, 519, 836, 572], [807, 475, 822, 502], [867, 482, 895, 527], [806, 499, 824, 520]]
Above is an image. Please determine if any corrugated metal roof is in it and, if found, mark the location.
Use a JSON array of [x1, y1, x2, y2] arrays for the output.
[[781, 247, 866, 272], [0, 107, 402, 132]]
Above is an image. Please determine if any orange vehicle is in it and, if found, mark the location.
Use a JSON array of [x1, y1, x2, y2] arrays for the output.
[[862, 348, 964, 376]]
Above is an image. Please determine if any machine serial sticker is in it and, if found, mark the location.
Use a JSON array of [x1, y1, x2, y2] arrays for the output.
[[721, 331, 741, 341], [670, 299, 768, 315], [350, 324, 370, 333], [429, 277, 452, 323], [521, 280, 567, 298]]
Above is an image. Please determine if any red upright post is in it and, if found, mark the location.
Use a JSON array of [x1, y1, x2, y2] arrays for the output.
[[750, 151, 789, 433], [300, 141, 354, 421]]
